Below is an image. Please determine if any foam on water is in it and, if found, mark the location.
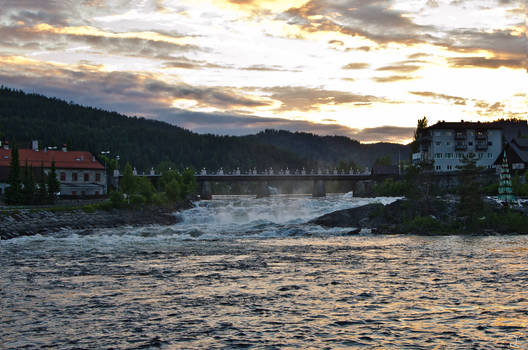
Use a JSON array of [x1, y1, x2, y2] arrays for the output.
[[1, 194, 400, 247]]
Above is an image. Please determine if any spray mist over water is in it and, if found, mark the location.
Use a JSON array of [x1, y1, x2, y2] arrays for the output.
[[2, 194, 400, 246]]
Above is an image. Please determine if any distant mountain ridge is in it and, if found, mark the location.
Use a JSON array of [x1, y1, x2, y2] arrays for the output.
[[0, 86, 409, 171]]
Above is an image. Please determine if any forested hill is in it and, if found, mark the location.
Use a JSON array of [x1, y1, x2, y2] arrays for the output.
[[247, 130, 409, 169], [0, 86, 409, 171]]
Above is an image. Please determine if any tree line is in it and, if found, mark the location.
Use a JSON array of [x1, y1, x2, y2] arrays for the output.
[[4, 143, 60, 205], [0, 86, 409, 173]]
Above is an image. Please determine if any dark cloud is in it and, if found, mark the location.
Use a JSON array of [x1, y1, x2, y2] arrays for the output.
[[373, 75, 417, 83], [163, 57, 228, 70], [240, 64, 299, 72], [0, 58, 413, 143], [156, 110, 414, 142], [447, 56, 525, 69], [281, 0, 434, 45], [410, 91, 467, 105], [0, 25, 201, 58], [2, 0, 81, 26], [342, 62, 370, 69], [0, 61, 270, 113], [328, 39, 344, 46], [407, 52, 429, 59], [259, 86, 392, 111], [440, 29, 525, 57], [376, 64, 421, 73]]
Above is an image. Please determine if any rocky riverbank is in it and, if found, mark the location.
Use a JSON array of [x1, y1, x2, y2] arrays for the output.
[[0, 201, 193, 240], [311, 197, 528, 235]]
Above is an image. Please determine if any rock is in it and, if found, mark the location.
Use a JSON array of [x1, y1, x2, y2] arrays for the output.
[[310, 203, 383, 227]]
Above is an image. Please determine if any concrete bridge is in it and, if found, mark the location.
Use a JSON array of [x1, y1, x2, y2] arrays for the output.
[[195, 170, 396, 199]]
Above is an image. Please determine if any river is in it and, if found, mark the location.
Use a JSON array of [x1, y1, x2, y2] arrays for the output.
[[1, 194, 527, 349]]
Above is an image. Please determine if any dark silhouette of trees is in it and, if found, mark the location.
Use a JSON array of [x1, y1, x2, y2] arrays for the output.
[[5, 143, 21, 204], [47, 160, 60, 202], [0, 86, 409, 172]]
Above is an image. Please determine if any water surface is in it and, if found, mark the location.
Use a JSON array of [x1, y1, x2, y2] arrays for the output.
[[2, 195, 527, 349]]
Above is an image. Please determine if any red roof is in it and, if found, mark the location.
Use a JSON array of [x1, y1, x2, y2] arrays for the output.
[[0, 149, 104, 170]]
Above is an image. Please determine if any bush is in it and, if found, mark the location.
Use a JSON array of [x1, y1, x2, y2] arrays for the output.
[[129, 193, 146, 208], [152, 192, 168, 206], [110, 191, 125, 208], [82, 204, 96, 213]]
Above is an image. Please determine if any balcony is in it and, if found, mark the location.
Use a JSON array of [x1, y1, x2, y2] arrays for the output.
[[476, 141, 488, 150], [475, 131, 487, 140], [455, 141, 467, 150], [455, 131, 466, 140]]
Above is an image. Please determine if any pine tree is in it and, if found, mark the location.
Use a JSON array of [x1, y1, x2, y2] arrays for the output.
[[36, 162, 48, 204], [498, 150, 515, 205], [22, 161, 36, 204], [47, 160, 60, 202], [5, 143, 22, 205], [457, 152, 484, 228]]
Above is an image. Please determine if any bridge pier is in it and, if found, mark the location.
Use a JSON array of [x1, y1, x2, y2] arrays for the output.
[[200, 181, 212, 200], [312, 179, 326, 197], [256, 181, 271, 198]]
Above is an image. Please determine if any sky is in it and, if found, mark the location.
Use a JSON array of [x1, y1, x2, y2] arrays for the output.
[[0, 0, 526, 143]]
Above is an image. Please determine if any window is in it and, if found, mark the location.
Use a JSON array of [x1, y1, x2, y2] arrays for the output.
[[457, 153, 464, 158], [96, 173, 101, 182], [434, 131, 442, 136], [468, 142, 473, 146], [488, 141, 493, 146], [488, 153, 493, 158], [447, 165, 453, 170], [478, 153, 483, 159], [84, 173, 90, 182], [445, 153, 452, 158], [436, 141, 441, 146], [72, 172, 78, 181], [435, 153, 443, 159], [435, 165, 441, 170], [446, 142, 451, 146], [60, 172, 66, 181]]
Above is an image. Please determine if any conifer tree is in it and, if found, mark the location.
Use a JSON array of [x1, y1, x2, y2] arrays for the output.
[[36, 162, 48, 204], [22, 161, 36, 204], [457, 152, 484, 229], [5, 142, 21, 204], [47, 160, 60, 202]]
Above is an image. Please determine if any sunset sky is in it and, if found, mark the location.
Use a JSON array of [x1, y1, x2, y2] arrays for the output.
[[0, 0, 526, 143]]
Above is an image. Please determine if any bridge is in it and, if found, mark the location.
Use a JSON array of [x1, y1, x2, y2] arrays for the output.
[[113, 168, 400, 198], [194, 169, 397, 199]]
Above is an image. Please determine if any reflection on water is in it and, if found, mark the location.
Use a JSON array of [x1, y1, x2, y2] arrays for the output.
[[1, 195, 527, 348]]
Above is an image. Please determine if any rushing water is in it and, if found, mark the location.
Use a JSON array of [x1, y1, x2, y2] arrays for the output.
[[1, 194, 527, 349]]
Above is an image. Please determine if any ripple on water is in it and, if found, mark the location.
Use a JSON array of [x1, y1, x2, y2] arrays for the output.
[[1, 196, 528, 348]]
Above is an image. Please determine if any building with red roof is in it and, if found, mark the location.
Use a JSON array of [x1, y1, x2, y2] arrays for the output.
[[0, 141, 106, 197]]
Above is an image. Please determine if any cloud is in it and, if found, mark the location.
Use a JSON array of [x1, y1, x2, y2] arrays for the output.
[[0, 24, 201, 59], [447, 56, 525, 69], [376, 64, 421, 73], [156, 109, 414, 142], [342, 62, 370, 69], [373, 75, 417, 83], [0, 58, 270, 113], [259, 86, 393, 111], [281, 0, 434, 45], [410, 91, 467, 105], [441, 29, 525, 57]]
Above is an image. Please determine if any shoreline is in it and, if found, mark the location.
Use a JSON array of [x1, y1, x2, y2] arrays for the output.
[[0, 200, 193, 240]]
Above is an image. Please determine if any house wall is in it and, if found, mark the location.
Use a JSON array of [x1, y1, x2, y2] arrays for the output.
[[47, 168, 106, 196], [427, 129, 502, 172]]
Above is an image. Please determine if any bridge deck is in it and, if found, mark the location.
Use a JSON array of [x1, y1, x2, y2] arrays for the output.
[[195, 174, 395, 181]]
